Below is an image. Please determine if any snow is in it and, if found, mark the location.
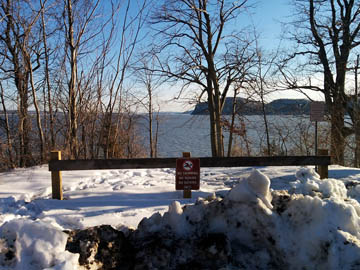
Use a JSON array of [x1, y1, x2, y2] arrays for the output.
[[1, 164, 360, 269], [0, 219, 78, 270], [228, 169, 273, 209]]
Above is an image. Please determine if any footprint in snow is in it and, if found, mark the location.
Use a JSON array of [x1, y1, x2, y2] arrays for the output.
[[122, 212, 137, 217], [113, 185, 125, 190]]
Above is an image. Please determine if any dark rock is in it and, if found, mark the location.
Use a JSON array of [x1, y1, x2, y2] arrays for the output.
[[345, 180, 360, 189], [0, 236, 16, 266], [66, 225, 135, 270], [271, 190, 292, 215], [65, 193, 293, 270], [129, 232, 231, 270]]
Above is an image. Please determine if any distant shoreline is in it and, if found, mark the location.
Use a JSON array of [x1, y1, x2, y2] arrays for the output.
[[190, 98, 326, 116]]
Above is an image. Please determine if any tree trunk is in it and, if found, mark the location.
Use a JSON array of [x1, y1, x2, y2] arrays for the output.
[[208, 64, 224, 157], [261, 95, 271, 156], [17, 72, 32, 167], [353, 55, 359, 167], [148, 89, 154, 158], [207, 90, 218, 157], [40, 0, 55, 149], [214, 100, 224, 157], [66, 0, 78, 159], [154, 112, 159, 158], [227, 91, 237, 157], [355, 121, 360, 167], [29, 61, 46, 163], [81, 124, 87, 159], [0, 83, 14, 168], [330, 101, 345, 165]]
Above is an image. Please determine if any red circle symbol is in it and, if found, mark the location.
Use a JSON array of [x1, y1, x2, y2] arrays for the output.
[[183, 160, 193, 171]]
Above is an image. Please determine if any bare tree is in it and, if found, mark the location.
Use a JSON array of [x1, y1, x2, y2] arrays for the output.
[[60, 0, 101, 159], [0, 0, 150, 169], [150, 0, 252, 157], [28, 48, 46, 163], [96, 0, 148, 159], [39, 0, 58, 150], [53, 0, 148, 160], [249, 43, 281, 156], [0, 0, 44, 167], [134, 53, 163, 158], [221, 34, 257, 157], [282, 0, 360, 165], [0, 81, 15, 168], [346, 54, 360, 167], [226, 85, 241, 157], [256, 50, 271, 156], [353, 55, 360, 167]]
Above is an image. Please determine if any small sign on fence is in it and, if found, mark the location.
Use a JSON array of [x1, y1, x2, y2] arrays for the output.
[[176, 158, 200, 191]]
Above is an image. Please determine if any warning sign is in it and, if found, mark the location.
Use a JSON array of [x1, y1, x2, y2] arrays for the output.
[[310, 102, 325, 122], [176, 158, 200, 190]]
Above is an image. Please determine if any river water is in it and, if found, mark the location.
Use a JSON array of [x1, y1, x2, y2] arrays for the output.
[[137, 113, 329, 158], [0, 111, 330, 158]]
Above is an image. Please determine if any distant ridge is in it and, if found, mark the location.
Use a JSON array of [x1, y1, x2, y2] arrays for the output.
[[191, 97, 317, 115]]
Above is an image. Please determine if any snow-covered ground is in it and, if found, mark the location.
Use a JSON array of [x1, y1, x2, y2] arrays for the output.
[[1, 164, 360, 269]]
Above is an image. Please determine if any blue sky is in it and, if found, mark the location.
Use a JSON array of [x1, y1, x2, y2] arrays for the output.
[[133, 0, 324, 112], [157, 1, 324, 111], [252, 1, 290, 46]]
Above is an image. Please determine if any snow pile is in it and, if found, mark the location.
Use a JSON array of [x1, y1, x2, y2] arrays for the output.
[[228, 169, 273, 209], [291, 167, 348, 198], [2, 166, 360, 269], [0, 219, 79, 270], [134, 169, 360, 269]]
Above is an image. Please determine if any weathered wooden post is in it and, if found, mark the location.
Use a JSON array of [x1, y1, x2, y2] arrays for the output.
[[318, 149, 329, 179], [182, 152, 192, 199], [50, 151, 63, 200]]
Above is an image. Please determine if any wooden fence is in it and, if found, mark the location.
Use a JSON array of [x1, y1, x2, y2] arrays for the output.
[[49, 150, 331, 200]]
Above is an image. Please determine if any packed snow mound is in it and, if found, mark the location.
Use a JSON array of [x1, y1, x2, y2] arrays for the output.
[[63, 169, 360, 270], [291, 167, 349, 199], [0, 219, 79, 270], [228, 169, 273, 209]]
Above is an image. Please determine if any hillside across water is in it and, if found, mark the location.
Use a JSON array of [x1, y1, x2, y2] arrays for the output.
[[191, 97, 319, 115]]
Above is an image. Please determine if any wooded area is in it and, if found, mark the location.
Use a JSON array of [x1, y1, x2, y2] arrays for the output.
[[1, 0, 360, 171]]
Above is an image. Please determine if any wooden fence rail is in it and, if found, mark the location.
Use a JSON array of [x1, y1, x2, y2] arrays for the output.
[[49, 156, 331, 171], [49, 151, 331, 200]]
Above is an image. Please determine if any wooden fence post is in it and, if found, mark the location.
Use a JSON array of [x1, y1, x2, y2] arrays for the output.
[[51, 151, 63, 200], [182, 152, 192, 199], [318, 149, 328, 179]]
